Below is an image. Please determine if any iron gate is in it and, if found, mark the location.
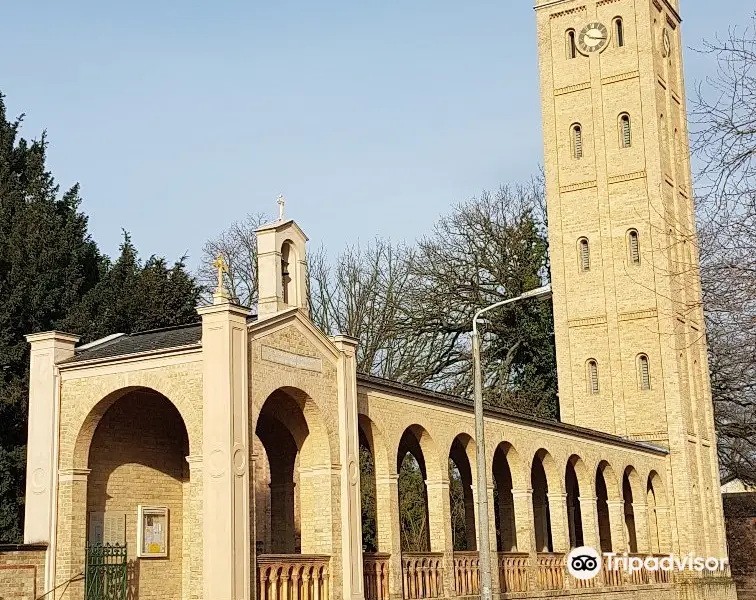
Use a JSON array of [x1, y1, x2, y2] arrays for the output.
[[84, 543, 127, 600]]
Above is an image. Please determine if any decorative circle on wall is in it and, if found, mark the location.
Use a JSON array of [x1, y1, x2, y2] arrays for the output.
[[31, 467, 47, 494], [232, 444, 247, 476], [208, 448, 226, 478]]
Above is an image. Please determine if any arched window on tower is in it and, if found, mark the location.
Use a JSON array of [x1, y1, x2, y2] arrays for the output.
[[628, 229, 640, 264], [614, 18, 625, 47], [638, 354, 651, 390], [281, 241, 293, 305], [620, 113, 632, 148], [567, 30, 577, 59], [571, 124, 583, 159], [587, 360, 600, 394], [578, 238, 590, 272]]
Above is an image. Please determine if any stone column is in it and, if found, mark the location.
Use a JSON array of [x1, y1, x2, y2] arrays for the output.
[[547, 492, 570, 553], [578, 496, 600, 550], [498, 496, 516, 552], [470, 483, 501, 593], [632, 503, 650, 554], [425, 479, 455, 597], [186, 456, 204, 600], [332, 336, 365, 600], [655, 506, 672, 553], [606, 500, 627, 553], [24, 331, 79, 546], [198, 299, 252, 600], [511, 489, 537, 591], [55, 468, 90, 599], [376, 474, 403, 600]]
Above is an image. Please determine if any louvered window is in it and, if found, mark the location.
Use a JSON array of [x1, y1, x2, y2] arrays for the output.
[[573, 125, 583, 158], [588, 360, 599, 394], [629, 230, 640, 264], [620, 114, 631, 148], [579, 238, 590, 271], [639, 355, 651, 390]]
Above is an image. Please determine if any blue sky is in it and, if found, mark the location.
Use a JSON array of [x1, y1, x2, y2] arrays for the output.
[[1, 2, 751, 267]]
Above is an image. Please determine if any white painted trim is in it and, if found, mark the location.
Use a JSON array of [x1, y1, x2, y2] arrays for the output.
[[75, 333, 125, 351], [58, 345, 202, 373]]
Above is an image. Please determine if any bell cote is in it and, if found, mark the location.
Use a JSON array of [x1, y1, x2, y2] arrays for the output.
[[256, 218, 308, 318]]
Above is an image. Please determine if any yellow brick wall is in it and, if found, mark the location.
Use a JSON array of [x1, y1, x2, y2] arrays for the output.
[[0, 546, 46, 600], [87, 390, 188, 600]]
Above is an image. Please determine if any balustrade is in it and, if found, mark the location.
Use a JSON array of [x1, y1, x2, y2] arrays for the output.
[[497, 552, 529, 593], [535, 553, 565, 591], [363, 553, 391, 600], [401, 553, 444, 599], [452, 552, 479, 596], [257, 555, 330, 600]]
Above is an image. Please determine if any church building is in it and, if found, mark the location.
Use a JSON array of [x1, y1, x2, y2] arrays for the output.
[[1, 1, 737, 599]]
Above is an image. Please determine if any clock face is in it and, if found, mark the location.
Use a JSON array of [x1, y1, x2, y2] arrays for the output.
[[578, 22, 609, 54], [662, 28, 671, 57]]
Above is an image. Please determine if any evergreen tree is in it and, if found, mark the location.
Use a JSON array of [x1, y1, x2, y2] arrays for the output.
[[0, 93, 102, 541], [63, 232, 202, 342]]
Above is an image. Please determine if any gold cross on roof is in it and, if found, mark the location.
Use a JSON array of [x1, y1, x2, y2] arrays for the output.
[[212, 254, 228, 295]]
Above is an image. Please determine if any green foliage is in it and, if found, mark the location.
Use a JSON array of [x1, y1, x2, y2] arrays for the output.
[[62, 232, 201, 342], [0, 92, 201, 541], [398, 453, 429, 552], [359, 444, 378, 552], [0, 94, 102, 541]]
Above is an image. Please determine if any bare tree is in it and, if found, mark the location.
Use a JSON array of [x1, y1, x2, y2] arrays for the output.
[[691, 14, 756, 483], [403, 181, 557, 417], [198, 213, 270, 306]]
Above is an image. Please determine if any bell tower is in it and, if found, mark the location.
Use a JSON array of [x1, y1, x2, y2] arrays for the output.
[[256, 212, 309, 318], [535, 0, 726, 557]]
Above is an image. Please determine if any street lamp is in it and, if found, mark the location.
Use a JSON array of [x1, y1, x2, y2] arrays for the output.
[[471, 284, 552, 600]]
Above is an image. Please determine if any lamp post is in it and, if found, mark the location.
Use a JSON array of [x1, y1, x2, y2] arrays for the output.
[[471, 284, 552, 600]]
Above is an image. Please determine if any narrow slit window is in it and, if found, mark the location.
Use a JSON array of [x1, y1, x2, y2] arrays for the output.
[[572, 124, 583, 159], [638, 355, 651, 390], [620, 114, 631, 148], [579, 238, 590, 271], [588, 360, 600, 394], [614, 18, 625, 47], [567, 30, 577, 59], [629, 230, 640, 264]]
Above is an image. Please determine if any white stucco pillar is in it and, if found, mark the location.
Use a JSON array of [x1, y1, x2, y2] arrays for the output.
[[24, 331, 79, 546], [332, 335, 365, 600], [198, 299, 252, 600]]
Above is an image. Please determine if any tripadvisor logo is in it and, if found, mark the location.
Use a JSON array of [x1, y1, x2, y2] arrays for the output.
[[567, 546, 602, 580], [567, 546, 729, 580]]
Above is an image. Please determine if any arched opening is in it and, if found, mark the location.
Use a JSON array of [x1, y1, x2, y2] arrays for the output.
[[281, 241, 294, 305], [397, 427, 432, 552], [647, 471, 668, 553], [578, 238, 590, 272], [619, 113, 632, 148], [587, 359, 599, 394], [566, 457, 585, 548], [638, 354, 651, 390], [359, 426, 378, 552], [571, 124, 583, 159], [628, 229, 640, 264], [623, 468, 639, 553], [596, 463, 614, 552], [531, 451, 553, 552], [86, 388, 189, 600], [449, 435, 477, 551], [493, 443, 519, 552], [614, 18, 625, 47], [567, 30, 577, 59], [255, 387, 334, 555]]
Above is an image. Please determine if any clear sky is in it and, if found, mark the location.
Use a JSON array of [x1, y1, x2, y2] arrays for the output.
[[1, 1, 751, 267]]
